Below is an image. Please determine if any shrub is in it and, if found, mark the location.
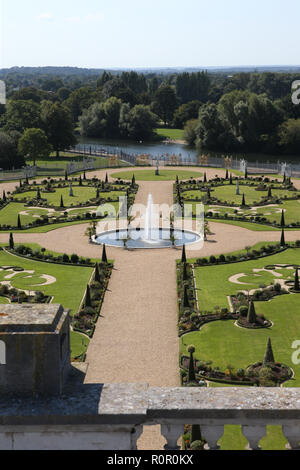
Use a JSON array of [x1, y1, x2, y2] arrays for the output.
[[62, 254, 70, 263], [239, 306, 248, 317], [209, 255, 216, 264], [71, 254, 79, 264]]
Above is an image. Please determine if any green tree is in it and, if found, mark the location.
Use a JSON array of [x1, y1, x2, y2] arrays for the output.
[[294, 269, 300, 291], [247, 301, 257, 324], [183, 119, 198, 146], [4, 100, 41, 133], [187, 345, 196, 382], [263, 338, 275, 365], [41, 101, 76, 157], [152, 85, 177, 125], [173, 100, 202, 128], [278, 119, 300, 154], [85, 285, 92, 308], [0, 131, 24, 170], [9, 232, 14, 250], [18, 128, 50, 165], [102, 244, 108, 263]]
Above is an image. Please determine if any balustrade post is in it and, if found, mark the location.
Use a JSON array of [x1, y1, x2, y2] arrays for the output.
[[160, 424, 183, 450]]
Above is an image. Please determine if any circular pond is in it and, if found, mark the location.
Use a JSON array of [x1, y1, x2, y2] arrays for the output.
[[93, 228, 200, 249]]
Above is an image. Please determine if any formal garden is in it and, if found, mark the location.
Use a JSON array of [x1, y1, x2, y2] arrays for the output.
[[0, 173, 138, 232], [177, 240, 300, 449], [175, 172, 300, 230]]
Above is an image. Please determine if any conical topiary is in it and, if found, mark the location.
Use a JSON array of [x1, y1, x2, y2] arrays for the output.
[[283, 172, 286, 183], [102, 244, 108, 263], [183, 285, 190, 308], [268, 187, 272, 198], [19, 179, 22, 188], [247, 301, 257, 324], [191, 425, 202, 444], [183, 262, 188, 281], [230, 173, 233, 185], [245, 168, 248, 179], [294, 269, 300, 291], [176, 175, 179, 185], [187, 345, 196, 382], [60, 195, 64, 208], [83, 171, 86, 181], [65, 170, 68, 181], [280, 228, 285, 247], [105, 173, 108, 184], [9, 232, 14, 250], [3, 191, 6, 202], [37, 188, 41, 200], [85, 285, 91, 308], [280, 210, 285, 228], [131, 174, 136, 187], [241, 193, 246, 207], [94, 263, 101, 283], [181, 244, 187, 263], [207, 188, 211, 199], [204, 172, 207, 183], [263, 337, 275, 365], [17, 214, 22, 229]]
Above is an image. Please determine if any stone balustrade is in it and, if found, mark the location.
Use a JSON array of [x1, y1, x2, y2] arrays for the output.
[[0, 383, 300, 450]]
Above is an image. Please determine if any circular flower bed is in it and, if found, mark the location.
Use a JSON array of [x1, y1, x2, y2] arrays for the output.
[[246, 361, 293, 386]]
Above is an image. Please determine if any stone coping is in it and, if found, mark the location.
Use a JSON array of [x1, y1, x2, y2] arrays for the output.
[[0, 382, 300, 426], [0, 304, 66, 332]]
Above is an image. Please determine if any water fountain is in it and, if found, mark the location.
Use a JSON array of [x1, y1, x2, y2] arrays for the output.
[[93, 193, 201, 249]]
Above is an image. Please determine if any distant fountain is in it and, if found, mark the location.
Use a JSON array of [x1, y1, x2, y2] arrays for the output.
[[144, 194, 155, 241], [93, 192, 200, 249]]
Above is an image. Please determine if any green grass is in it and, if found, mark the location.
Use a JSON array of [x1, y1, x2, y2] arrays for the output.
[[111, 169, 203, 181], [70, 330, 90, 359], [181, 247, 300, 448], [0, 203, 50, 227], [156, 128, 184, 141], [12, 186, 126, 208], [0, 249, 93, 315], [0, 249, 94, 357]]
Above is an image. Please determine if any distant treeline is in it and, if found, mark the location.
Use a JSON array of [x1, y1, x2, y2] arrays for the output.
[[0, 68, 300, 169]]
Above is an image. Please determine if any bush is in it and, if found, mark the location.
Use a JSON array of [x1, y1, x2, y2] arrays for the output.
[[209, 255, 216, 264], [239, 306, 248, 317], [71, 254, 79, 264], [62, 254, 70, 263]]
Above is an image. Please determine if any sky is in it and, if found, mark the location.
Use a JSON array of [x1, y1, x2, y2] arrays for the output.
[[0, 0, 299, 69]]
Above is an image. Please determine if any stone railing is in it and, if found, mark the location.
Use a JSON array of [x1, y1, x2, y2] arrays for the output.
[[1, 383, 300, 450]]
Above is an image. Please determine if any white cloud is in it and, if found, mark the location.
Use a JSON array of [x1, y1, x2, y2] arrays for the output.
[[65, 12, 104, 24], [36, 12, 54, 21], [66, 16, 81, 23], [84, 12, 104, 22]]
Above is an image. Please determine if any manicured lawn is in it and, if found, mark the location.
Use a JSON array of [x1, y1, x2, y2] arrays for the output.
[[0, 249, 93, 315], [0, 203, 50, 226], [180, 243, 300, 450], [193, 248, 300, 311], [111, 169, 203, 181], [70, 330, 90, 359], [12, 187, 126, 207], [180, 247, 300, 449], [0, 249, 94, 357], [156, 128, 184, 141]]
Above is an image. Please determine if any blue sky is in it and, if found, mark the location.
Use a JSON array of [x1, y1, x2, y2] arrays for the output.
[[1, 0, 299, 68]]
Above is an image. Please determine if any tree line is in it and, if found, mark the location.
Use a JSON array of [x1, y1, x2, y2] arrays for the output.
[[0, 69, 300, 169]]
